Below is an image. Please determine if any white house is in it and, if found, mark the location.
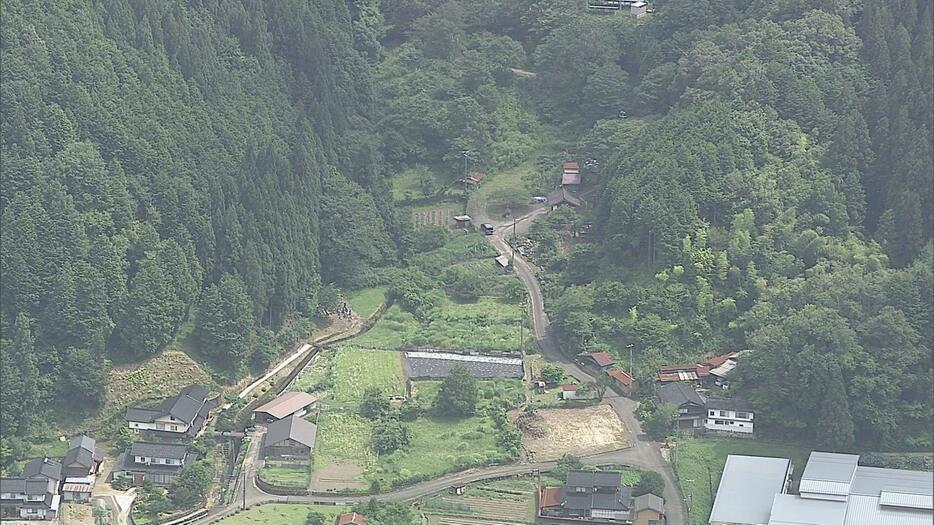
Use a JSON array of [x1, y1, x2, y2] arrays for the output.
[[125, 384, 216, 438], [704, 398, 754, 434], [561, 384, 579, 400]]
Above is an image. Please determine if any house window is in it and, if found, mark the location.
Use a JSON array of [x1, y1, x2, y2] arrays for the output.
[[709, 410, 715, 416], [737, 412, 750, 419], [719, 410, 728, 417], [715, 420, 726, 425], [170, 425, 178, 431]]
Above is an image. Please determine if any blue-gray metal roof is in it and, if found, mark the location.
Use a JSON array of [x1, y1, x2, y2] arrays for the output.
[[767, 494, 846, 525], [708, 455, 790, 525]]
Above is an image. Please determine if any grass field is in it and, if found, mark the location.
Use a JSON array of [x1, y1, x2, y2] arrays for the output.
[[313, 413, 375, 468], [673, 437, 811, 525], [353, 298, 529, 353], [331, 347, 405, 404], [216, 504, 349, 525], [104, 351, 215, 424], [312, 378, 524, 490], [259, 463, 310, 488], [346, 287, 388, 318], [289, 348, 333, 394], [391, 165, 457, 202]]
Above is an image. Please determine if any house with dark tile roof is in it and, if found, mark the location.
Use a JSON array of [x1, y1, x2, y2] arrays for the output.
[[113, 442, 194, 486], [63, 435, 102, 478], [539, 470, 661, 524], [656, 382, 707, 430], [125, 384, 217, 439], [262, 415, 317, 459], [0, 476, 61, 521], [21, 458, 62, 484]]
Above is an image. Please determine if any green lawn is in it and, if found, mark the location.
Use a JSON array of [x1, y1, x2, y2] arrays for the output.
[[216, 504, 349, 525], [673, 437, 811, 525], [259, 463, 310, 488], [346, 287, 388, 318], [331, 347, 405, 404]]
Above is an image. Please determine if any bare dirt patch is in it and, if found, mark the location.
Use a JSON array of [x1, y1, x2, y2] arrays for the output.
[[310, 463, 365, 492], [104, 351, 215, 422], [519, 405, 630, 461], [59, 502, 94, 524]]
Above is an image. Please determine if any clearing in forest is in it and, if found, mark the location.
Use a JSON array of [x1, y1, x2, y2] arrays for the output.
[[519, 404, 630, 461]]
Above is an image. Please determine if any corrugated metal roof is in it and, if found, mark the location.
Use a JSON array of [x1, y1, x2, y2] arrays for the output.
[[801, 452, 859, 484], [880, 491, 934, 510], [799, 480, 852, 497], [767, 494, 846, 525], [844, 495, 934, 525], [708, 455, 791, 525], [253, 392, 317, 420], [850, 466, 934, 497]]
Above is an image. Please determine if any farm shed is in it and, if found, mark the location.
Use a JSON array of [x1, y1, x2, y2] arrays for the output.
[[253, 391, 318, 424], [405, 351, 524, 379]]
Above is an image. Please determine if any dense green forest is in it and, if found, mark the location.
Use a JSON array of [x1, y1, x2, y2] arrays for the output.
[[1, 0, 931, 456], [0, 0, 397, 436]]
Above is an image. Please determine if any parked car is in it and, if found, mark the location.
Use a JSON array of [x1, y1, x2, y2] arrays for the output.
[[481, 223, 494, 235]]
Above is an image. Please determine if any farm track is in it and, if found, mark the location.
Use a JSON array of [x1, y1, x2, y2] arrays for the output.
[[195, 206, 687, 524]]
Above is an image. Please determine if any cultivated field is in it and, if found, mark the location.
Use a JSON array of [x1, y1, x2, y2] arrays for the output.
[[412, 204, 461, 228], [422, 475, 538, 524], [520, 405, 631, 461], [259, 462, 310, 488], [310, 413, 373, 491], [215, 504, 349, 525]]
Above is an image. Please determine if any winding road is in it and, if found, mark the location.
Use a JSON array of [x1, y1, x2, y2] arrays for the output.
[[194, 205, 687, 524]]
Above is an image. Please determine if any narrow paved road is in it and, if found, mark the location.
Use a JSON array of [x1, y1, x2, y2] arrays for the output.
[[482, 215, 687, 525], [194, 207, 687, 524]]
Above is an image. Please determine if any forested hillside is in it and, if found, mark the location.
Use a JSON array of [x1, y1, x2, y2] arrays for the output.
[[0, 0, 396, 436], [1, 0, 931, 456], [534, 0, 933, 450]]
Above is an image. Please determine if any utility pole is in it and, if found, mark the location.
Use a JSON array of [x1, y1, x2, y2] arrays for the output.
[[511, 218, 518, 265], [462, 150, 470, 199], [626, 343, 634, 378], [242, 458, 246, 510]]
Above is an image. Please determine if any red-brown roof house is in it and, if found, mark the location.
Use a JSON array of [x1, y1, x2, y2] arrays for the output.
[[540, 486, 564, 511], [561, 383, 579, 400], [466, 171, 486, 184], [335, 512, 367, 525], [657, 363, 711, 383], [607, 369, 635, 397], [583, 351, 615, 370], [561, 162, 581, 186]]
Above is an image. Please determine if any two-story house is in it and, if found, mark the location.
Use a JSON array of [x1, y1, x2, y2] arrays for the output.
[[113, 442, 193, 486], [656, 382, 707, 430], [0, 477, 61, 521], [704, 398, 754, 435], [125, 384, 217, 439]]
